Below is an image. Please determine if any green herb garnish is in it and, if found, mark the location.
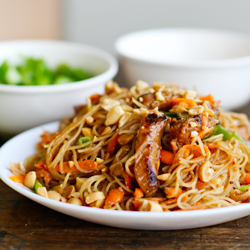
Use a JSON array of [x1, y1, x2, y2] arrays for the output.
[[204, 125, 246, 144], [0, 57, 91, 86], [78, 136, 92, 149]]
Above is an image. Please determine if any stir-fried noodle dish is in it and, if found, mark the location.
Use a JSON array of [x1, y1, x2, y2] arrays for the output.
[[10, 80, 250, 212]]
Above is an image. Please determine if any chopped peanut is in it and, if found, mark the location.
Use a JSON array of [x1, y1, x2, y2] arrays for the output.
[[105, 106, 124, 126], [118, 134, 135, 145]]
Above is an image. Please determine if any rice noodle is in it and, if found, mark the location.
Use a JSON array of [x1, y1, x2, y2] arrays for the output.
[[10, 80, 250, 212]]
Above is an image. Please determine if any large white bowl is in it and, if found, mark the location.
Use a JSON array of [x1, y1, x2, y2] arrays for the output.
[[0, 40, 118, 139], [115, 28, 250, 111]]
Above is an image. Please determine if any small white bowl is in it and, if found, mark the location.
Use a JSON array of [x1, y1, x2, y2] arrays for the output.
[[0, 40, 118, 139], [115, 28, 250, 110]]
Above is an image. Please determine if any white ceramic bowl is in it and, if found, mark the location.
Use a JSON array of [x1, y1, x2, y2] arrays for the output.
[[115, 28, 250, 111], [0, 40, 118, 139]]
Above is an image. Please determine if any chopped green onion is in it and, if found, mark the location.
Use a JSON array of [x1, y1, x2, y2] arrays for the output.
[[54, 76, 73, 85], [34, 179, 43, 193], [203, 125, 246, 144], [5, 67, 22, 84], [0, 61, 8, 83], [239, 185, 250, 192], [0, 57, 91, 86], [231, 131, 246, 144], [78, 136, 92, 149]]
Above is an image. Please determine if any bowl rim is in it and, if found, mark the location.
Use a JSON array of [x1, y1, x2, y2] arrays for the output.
[[114, 27, 250, 69], [0, 40, 118, 94]]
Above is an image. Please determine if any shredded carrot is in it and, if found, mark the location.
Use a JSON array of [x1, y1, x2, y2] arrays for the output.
[[200, 94, 220, 109], [207, 143, 219, 149], [196, 179, 206, 190], [36, 142, 44, 149], [173, 145, 209, 163], [173, 146, 190, 163], [160, 150, 175, 165], [123, 172, 132, 195], [133, 200, 140, 210], [36, 169, 52, 184], [200, 94, 214, 103], [9, 174, 25, 183], [55, 160, 98, 174], [184, 145, 201, 153], [34, 160, 46, 169], [105, 187, 124, 207], [164, 187, 182, 198], [245, 173, 250, 184], [37, 131, 60, 149], [198, 126, 214, 138], [183, 144, 209, 156], [201, 113, 208, 127], [169, 98, 197, 108], [41, 131, 59, 144], [134, 188, 144, 199], [181, 195, 188, 202], [106, 134, 119, 157]]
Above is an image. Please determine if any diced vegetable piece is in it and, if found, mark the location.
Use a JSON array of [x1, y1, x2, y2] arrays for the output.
[[201, 113, 208, 127], [198, 127, 214, 139], [203, 125, 246, 144], [239, 184, 250, 192], [40, 131, 59, 145], [134, 188, 144, 199], [9, 174, 25, 183], [54, 76, 73, 84], [36, 169, 52, 184], [106, 134, 119, 157], [231, 131, 246, 144], [34, 160, 46, 169], [104, 187, 124, 207], [34, 179, 44, 193], [78, 136, 92, 149], [164, 187, 183, 198], [0, 57, 91, 86], [169, 98, 197, 107], [160, 150, 175, 165], [123, 172, 132, 195], [0, 61, 8, 83], [245, 173, 250, 184], [55, 160, 98, 173], [200, 94, 214, 103], [5, 67, 22, 84]]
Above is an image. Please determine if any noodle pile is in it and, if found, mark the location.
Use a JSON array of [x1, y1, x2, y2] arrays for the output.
[[10, 80, 250, 211]]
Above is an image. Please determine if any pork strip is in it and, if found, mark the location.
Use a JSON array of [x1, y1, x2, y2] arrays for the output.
[[134, 113, 169, 197], [141, 93, 175, 111]]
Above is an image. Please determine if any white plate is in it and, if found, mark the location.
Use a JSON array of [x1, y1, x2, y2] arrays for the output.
[[1, 121, 250, 230]]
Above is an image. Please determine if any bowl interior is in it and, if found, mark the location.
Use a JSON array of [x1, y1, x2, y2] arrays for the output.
[[0, 40, 111, 79], [115, 28, 250, 64], [0, 40, 118, 138]]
